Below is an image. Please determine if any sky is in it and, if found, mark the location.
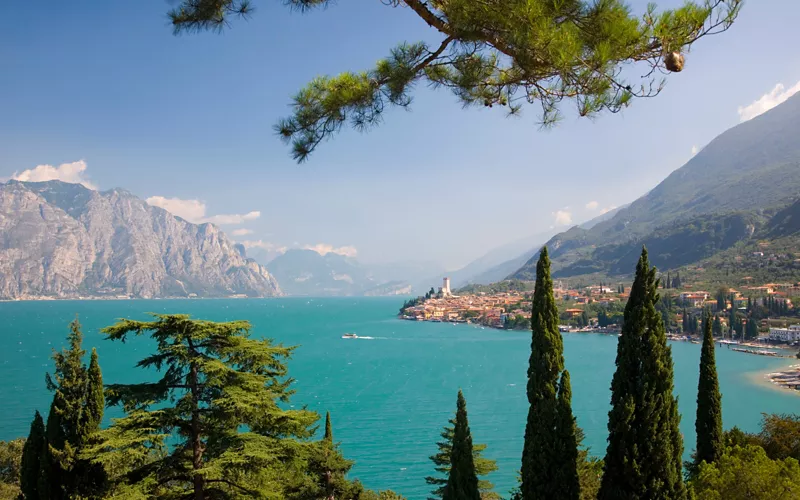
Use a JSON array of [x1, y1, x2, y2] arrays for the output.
[[2, 0, 800, 270]]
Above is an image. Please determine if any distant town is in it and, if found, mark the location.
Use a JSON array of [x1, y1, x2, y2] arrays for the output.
[[400, 276, 800, 346]]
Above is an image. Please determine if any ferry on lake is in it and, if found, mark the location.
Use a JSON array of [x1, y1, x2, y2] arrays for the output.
[[342, 333, 358, 339]]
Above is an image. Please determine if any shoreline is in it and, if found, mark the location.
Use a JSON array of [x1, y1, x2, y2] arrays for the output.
[[757, 362, 800, 394]]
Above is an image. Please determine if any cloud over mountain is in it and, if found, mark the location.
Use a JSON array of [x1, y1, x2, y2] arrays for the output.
[[12, 160, 96, 189]]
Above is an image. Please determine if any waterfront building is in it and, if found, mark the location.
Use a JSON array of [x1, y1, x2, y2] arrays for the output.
[[768, 325, 800, 342]]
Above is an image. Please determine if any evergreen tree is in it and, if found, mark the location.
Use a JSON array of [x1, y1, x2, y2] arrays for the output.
[[694, 311, 723, 472], [324, 411, 333, 444], [521, 246, 580, 500], [673, 272, 682, 289], [167, 0, 740, 162], [426, 397, 498, 500], [712, 316, 722, 337], [87, 314, 327, 499], [39, 318, 89, 500], [76, 347, 107, 496], [291, 411, 363, 500], [580, 310, 590, 328], [598, 248, 686, 500], [442, 390, 481, 500], [554, 371, 581, 500], [20, 411, 45, 500], [666, 273, 672, 289], [746, 318, 759, 340], [83, 348, 104, 437]]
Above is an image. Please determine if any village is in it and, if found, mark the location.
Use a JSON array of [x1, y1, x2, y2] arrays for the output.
[[400, 277, 800, 343]]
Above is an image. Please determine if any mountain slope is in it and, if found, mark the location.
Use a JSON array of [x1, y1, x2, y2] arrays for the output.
[[511, 92, 800, 280], [0, 180, 281, 299]]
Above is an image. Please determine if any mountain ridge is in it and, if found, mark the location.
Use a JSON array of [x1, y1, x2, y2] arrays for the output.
[[510, 92, 800, 281], [0, 180, 281, 299]]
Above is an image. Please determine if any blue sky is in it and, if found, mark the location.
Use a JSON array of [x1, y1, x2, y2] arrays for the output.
[[2, 0, 800, 269]]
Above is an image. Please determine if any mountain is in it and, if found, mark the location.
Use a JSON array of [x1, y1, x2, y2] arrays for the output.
[[413, 230, 555, 292], [0, 180, 281, 299], [266, 249, 402, 296], [511, 92, 800, 281], [579, 205, 627, 230]]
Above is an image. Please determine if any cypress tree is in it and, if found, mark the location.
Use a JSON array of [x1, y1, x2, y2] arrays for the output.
[[746, 318, 759, 340], [442, 390, 481, 500], [598, 248, 686, 500], [295, 411, 363, 500], [712, 316, 722, 337], [40, 318, 88, 500], [83, 348, 104, 437], [76, 348, 107, 497], [324, 411, 333, 444], [554, 371, 580, 500], [521, 246, 580, 500], [695, 311, 723, 470], [20, 410, 45, 500], [426, 404, 498, 500]]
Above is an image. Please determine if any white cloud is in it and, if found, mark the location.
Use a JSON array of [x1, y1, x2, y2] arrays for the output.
[[738, 80, 800, 122], [146, 196, 207, 222], [204, 211, 260, 225], [691, 145, 698, 156], [553, 210, 573, 226], [585, 201, 599, 211], [146, 195, 260, 225], [241, 240, 287, 253], [600, 205, 618, 215], [12, 160, 97, 189], [231, 228, 254, 236], [303, 243, 358, 258]]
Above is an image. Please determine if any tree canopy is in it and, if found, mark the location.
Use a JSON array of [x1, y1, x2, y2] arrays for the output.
[[88, 314, 322, 499], [167, 0, 741, 162]]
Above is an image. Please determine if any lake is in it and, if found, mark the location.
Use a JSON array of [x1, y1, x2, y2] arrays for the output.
[[1, 297, 797, 498]]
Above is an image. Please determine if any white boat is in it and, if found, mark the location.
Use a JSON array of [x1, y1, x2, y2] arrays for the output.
[[342, 333, 358, 339]]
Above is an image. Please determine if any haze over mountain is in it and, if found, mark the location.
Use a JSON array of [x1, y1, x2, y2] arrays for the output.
[[511, 92, 800, 281], [266, 249, 412, 296], [0, 180, 281, 299]]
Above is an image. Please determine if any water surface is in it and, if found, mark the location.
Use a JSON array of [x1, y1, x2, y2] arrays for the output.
[[1, 298, 797, 498]]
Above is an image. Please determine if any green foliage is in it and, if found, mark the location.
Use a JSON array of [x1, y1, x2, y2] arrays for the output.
[[712, 316, 722, 337], [522, 246, 580, 499], [690, 445, 800, 500], [40, 318, 99, 500], [755, 414, 800, 462], [599, 248, 686, 500], [360, 491, 407, 500], [84, 348, 104, 436], [0, 437, 25, 499], [167, 0, 739, 162], [442, 390, 481, 500], [19, 412, 43, 500], [693, 311, 723, 474], [425, 400, 499, 500], [456, 280, 535, 295], [88, 314, 322, 499], [287, 412, 364, 500]]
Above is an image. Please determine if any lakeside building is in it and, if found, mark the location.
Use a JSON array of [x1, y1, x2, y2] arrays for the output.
[[442, 277, 452, 297], [768, 325, 800, 342]]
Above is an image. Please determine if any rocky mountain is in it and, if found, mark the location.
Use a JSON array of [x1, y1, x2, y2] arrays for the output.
[[0, 180, 281, 299], [266, 249, 406, 296], [511, 91, 800, 281]]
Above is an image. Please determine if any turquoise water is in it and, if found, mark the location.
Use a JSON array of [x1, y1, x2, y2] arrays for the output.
[[1, 297, 798, 498]]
